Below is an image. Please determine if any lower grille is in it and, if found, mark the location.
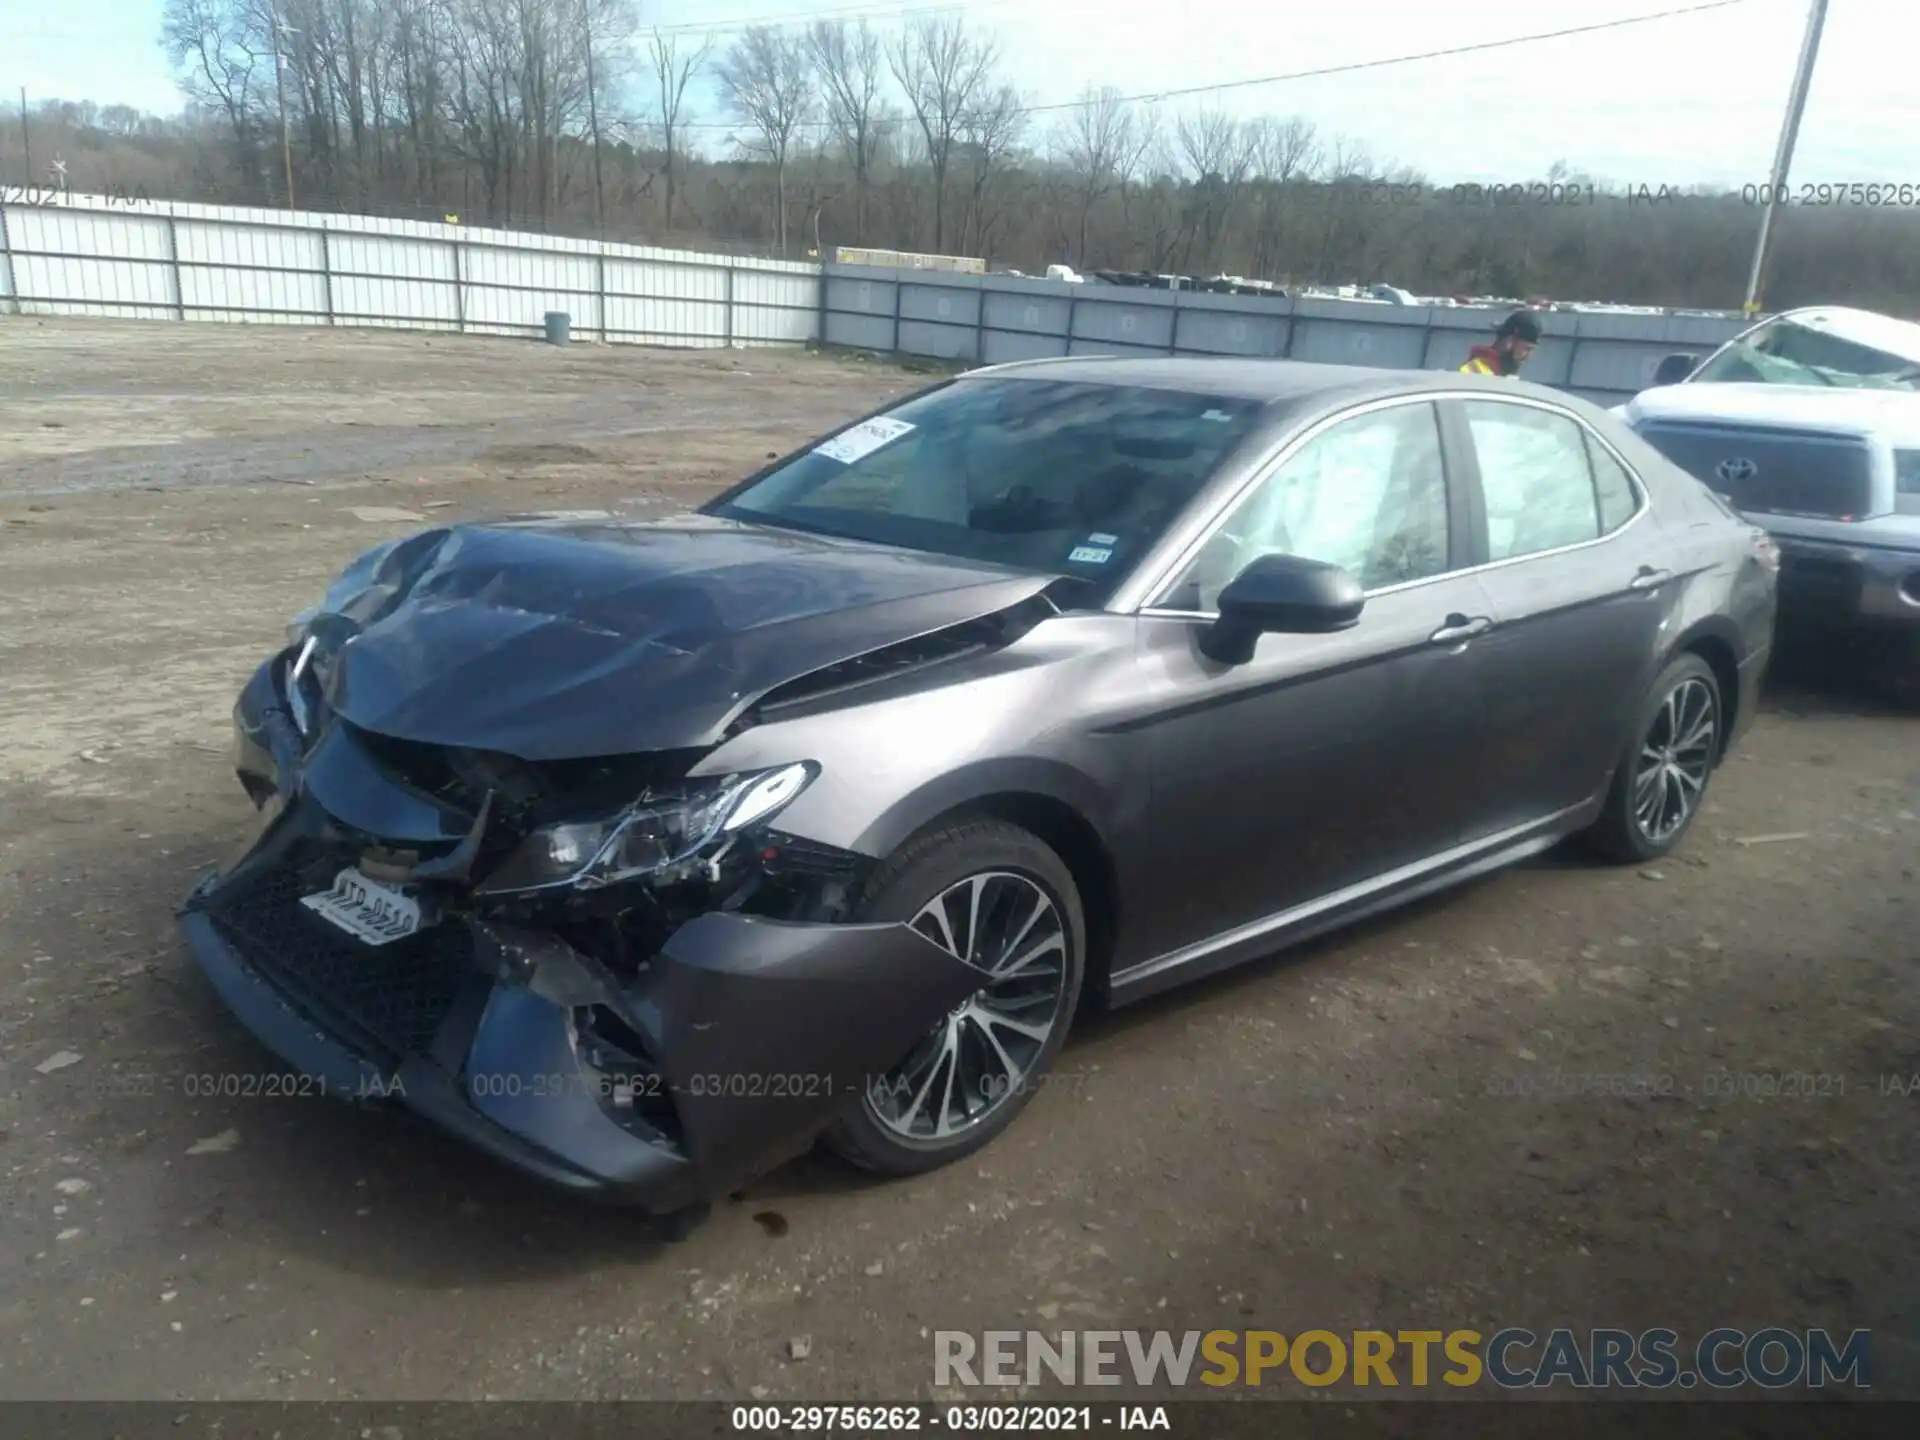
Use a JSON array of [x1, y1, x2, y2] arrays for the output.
[[574, 1004, 685, 1146], [206, 854, 476, 1062]]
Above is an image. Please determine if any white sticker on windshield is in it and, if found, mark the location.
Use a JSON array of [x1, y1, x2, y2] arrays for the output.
[[1201, 409, 1234, 422], [1087, 532, 1119, 545], [813, 416, 916, 464], [1068, 545, 1114, 565]]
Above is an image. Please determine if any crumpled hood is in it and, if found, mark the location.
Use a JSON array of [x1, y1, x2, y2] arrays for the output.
[[314, 514, 1054, 760]]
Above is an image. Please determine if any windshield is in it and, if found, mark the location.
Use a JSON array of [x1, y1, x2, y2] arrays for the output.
[[707, 378, 1266, 596], [1692, 315, 1920, 391]]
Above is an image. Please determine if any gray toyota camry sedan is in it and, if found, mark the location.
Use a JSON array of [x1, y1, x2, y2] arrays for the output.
[[181, 357, 1778, 1213]]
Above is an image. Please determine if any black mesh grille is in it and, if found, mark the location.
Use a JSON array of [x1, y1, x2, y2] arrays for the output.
[[1637, 421, 1877, 521], [205, 852, 476, 1062]]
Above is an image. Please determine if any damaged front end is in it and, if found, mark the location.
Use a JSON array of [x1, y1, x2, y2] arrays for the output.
[[182, 644, 986, 1209]]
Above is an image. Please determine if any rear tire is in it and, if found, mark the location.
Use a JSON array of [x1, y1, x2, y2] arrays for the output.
[[824, 818, 1085, 1177], [1581, 653, 1722, 864]]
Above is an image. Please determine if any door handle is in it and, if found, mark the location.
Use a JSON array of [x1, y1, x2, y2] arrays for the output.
[[1629, 567, 1673, 591], [1429, 614, 1493, 644]]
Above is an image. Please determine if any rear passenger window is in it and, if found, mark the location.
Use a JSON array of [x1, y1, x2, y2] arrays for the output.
[[1586, 433, 1641, 533], [1464, 402, 1602, 560]]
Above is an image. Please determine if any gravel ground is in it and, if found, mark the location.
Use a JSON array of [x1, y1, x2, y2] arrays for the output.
[[0, 318, 1915, 1405]]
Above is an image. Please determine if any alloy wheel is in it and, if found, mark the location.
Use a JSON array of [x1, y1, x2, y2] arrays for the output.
[[1632, 676, 1717, 844], [867, 871, 1070, 1141]]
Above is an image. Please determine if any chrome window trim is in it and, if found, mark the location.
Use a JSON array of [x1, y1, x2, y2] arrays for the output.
[[1121, 387, 1653, 618]]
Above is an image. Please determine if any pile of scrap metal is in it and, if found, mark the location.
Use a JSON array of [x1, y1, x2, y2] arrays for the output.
[[1088, 270, 1288, 298]]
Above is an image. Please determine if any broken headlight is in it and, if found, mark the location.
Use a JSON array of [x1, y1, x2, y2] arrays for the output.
[[285, 606, 317, 648], [285, 536, 415, 649], [476, 762, 818, 896]]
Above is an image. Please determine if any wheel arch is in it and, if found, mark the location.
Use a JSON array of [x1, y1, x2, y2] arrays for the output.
[[851, 760, 1123, 1011], [1664, 618, 1744, 761]]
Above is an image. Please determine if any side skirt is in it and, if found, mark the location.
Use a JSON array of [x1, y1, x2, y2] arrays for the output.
[[1107, 801, 1598, 1007]]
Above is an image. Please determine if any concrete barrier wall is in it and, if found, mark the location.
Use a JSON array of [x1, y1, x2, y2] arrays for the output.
[[824, 263, 1752, 406]]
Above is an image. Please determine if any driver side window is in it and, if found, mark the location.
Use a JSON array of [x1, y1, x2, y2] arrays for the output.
[[1157, 401, 1451, 612]]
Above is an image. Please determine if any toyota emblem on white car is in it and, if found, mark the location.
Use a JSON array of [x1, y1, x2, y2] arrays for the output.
[[1716, 456, 1758, 485]]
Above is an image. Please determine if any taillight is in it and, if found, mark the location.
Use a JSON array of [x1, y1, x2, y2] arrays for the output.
[[1751, 531, 1781, 574]]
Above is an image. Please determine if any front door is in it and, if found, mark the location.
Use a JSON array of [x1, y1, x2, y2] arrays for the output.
[[1124, 399, 1498, 968]]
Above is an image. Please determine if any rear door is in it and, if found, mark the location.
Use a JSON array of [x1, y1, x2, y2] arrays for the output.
[[1450, 396, 1677, 839]]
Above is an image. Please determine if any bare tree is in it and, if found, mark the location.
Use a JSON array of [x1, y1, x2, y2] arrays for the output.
[[645, 26, 708, 233], [1117, 115, 1188, 273], [100, 4, 1913, 312], [1055, 85, 1137, 267], [1174, 107, 1252, 273], [1245, 114, 1319, 279], [806, 17, 888, 246], [888, 16, 996, 253], [1312, 137, 1377, 284], [956, 83, 1024, 260], [162, 0, 270, 199], [716, 25, 814, 255]]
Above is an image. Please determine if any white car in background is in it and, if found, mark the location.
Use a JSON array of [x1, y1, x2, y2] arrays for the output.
[[1617, 306, 1920, 703]]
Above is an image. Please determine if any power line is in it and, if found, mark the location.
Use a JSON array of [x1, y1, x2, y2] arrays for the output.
[[672, 0, 1754, 131], [1026, 0, 1756, 115]]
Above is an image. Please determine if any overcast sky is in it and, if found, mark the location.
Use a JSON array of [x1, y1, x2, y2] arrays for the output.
[[3, 0, 1913, 189]]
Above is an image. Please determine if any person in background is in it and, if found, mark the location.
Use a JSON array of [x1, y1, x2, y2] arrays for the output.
[[1460, 309, 1543, 376]]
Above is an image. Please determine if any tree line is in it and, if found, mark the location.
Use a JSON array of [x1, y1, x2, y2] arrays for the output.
[[0, 3, 1912, 314]]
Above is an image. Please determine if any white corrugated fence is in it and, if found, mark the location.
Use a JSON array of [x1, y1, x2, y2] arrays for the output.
[[0, 191, 819, 347]]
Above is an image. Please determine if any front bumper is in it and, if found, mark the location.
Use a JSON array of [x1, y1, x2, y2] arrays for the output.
[[184, 659, 983, 1209], [1771, 533, 1920, 630]]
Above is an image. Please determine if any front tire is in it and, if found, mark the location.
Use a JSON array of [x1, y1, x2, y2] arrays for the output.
[[1582, 653, 1722, 864], [824, 818, 1085, 1177]]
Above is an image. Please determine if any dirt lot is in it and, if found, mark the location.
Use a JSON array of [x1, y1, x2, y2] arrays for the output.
[[0, 318, 1916, 1405]]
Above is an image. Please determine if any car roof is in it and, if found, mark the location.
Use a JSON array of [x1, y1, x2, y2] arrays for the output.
[[1768, 306, 1920, 363], [963, 354, 1574, 411]]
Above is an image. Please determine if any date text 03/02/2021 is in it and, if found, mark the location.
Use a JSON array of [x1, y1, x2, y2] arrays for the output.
[[729, 1406, 1171, 1432], [130, 1069, 940, 1104], [81, 1067, 1070, 1105]]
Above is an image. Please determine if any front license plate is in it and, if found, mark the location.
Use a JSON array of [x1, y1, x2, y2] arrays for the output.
[[300, 867, 424, 946]]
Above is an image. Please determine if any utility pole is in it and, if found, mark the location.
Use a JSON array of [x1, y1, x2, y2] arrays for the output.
[[18, 88, 30, 188], [1743, 0, 1827, 317], [273, 7, 298, 208]]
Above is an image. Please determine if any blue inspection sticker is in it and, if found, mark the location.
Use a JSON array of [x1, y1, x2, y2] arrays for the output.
[[1067, 544, 1114, 564]]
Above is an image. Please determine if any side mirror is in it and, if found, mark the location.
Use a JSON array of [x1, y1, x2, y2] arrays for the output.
[[1201, 553, 1365, 665], [1652, 352, 1698, 386]]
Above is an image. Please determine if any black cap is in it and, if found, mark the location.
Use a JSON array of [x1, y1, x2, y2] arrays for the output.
[[1498, 309, 1543, 343]]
